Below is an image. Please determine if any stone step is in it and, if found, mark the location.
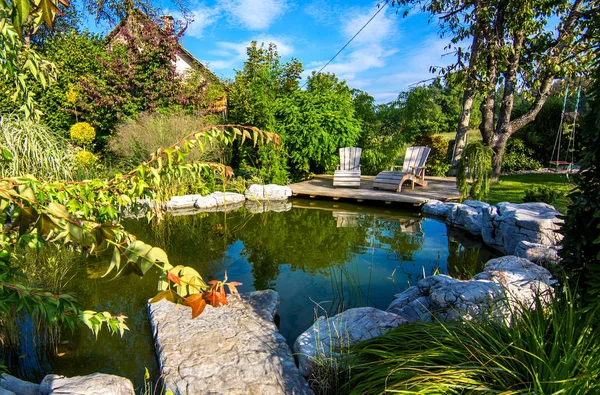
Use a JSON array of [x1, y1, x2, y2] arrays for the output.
[[148, 290, 313, 395]]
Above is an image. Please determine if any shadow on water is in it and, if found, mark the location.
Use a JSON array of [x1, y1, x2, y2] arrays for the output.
[[13, 198, 499, 388]]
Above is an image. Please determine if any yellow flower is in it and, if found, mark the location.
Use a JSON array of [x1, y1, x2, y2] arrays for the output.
[[65, 85, 79, 105], [75, 150, 97, 167], [70, 122, 96, 146]]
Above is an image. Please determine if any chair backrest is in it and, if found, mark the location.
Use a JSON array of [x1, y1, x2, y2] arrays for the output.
[[402, 146, 431, 176], [339, 147, 362, 171]]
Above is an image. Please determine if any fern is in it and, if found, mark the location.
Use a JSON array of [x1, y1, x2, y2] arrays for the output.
[[456, 141, 493, 200]]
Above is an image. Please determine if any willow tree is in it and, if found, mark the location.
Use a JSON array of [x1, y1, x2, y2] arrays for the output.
[[393, 0, 598, 180]]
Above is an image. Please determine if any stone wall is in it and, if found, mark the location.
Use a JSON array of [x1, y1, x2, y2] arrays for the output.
[[423, 199, 562, 264]]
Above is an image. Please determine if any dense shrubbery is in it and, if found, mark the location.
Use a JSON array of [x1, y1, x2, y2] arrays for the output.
[[523, 185, 565, 204], [413, 134, 450, 176], [560, 56, 600, 305], [109, 112, 225, 168], [457, 141, 493, 200], [502, 138, 543, 173]]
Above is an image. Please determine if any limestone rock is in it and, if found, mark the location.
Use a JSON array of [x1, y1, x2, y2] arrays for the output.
[[0, 388, 15, 395], [481, 202, 563, 254], [445, 200, 490, 236], [0, 374, 38, 395], [387, 256, 555, 323], [209, 191, 246, 206], [167, 194, 204, 209], [166, 192, 246, 212], [245, 184, 292, 201], [148, 290, 312, 395], [39, 373, 134, 395], [514, 241, 560, 264], [422, 200, 454, 217], [293, 307, 406, 378]]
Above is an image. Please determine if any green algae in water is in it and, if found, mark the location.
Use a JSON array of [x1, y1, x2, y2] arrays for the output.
[[47, 199, 498, 388]]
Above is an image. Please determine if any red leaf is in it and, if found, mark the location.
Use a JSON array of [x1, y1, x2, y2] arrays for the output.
[[207, 280, 218, 285], [182, 294, 207, 319], [203, 291, 221, 307], [167, 271, 181, 286]]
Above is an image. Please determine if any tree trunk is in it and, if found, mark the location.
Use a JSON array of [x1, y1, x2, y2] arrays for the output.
[[490, 133, 510, 183], [450, 29, 482, 175]]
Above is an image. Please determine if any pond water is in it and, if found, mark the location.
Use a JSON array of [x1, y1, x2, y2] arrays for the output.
[[44, 199, 498, 388]]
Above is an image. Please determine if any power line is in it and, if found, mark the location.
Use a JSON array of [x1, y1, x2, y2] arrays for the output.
[[301, 0, 390, 88]]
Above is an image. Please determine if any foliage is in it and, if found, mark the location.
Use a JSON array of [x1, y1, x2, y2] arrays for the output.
[[352, 91, 406, 175], [502, 138, 543, 173], [344, 288, 600, 394], [413, 134, 450, 176], [38, 31, 106, 135], [227, 41, 301, 181], [74, 150, 97, 168], [456, 141, 493, 200], [522, 185, 565, 205], [396, 0, 597, 179], [0, 125, 277, 339], [69, 121, 95, 146], [275, 73, 362, 178], [0, 0, 65, 119], [560, 57, 600, 305], [109, 112, 225, 168], [0, 114, 73, 180]]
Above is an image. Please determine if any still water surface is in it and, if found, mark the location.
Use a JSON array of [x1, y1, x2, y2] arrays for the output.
[[48, 199, 498, 388]]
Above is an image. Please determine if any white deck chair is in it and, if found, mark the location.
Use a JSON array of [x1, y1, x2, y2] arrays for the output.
[[333, 147, 362, 188], [373, 146, 431, 192]]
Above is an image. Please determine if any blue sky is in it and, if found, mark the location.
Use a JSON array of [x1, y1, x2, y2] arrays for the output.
[[85, 0, 454, 103]]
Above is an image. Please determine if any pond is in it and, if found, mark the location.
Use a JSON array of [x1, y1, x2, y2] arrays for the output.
[[42, 198, 498, 388]]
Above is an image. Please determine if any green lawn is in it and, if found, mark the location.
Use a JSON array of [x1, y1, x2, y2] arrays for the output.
[[487, 173, 573, 213], [438, 129, 482, 143]]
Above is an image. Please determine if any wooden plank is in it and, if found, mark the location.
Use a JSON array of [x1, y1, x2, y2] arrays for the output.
[[289, 175, 461, 205]]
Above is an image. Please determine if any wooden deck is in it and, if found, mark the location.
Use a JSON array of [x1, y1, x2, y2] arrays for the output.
[[289, 175, 461, 206]]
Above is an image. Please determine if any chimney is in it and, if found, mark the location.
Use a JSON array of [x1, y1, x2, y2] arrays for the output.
[[160, 15, 175, 35]]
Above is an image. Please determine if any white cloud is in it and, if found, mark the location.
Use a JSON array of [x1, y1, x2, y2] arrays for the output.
[[204, 37, 295, 70], [303, 4, 400, 86], [185, 6, 220, 39], [218, 0, 288, 30]]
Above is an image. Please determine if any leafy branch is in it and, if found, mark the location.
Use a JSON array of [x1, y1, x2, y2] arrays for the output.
[[0, 125, 277, 336]]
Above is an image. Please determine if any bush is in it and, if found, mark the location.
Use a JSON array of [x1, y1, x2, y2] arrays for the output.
[[413, 134, 450, 176], [69, 122, 96, 146], [344, 289, 600, 394], [0, 114, 73, 179], [502, 138, 543, 173], [560, 57, 600, 304], [456, 141, 493, 200], [109, 112, 225, 167], [75, 150, 97, 167], [523, 185, 565, 204]]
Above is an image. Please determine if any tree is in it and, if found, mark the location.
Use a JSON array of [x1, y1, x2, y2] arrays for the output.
[[275, 72, 362, 178], [394, 0, 599, 180]]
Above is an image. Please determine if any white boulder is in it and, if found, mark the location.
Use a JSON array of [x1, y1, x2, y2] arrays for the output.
[[245, 184, 292, 201], [293, 307, 406, 378]]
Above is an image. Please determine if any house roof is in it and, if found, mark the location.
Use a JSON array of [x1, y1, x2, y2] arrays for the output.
[[105, 8, 225, 88]]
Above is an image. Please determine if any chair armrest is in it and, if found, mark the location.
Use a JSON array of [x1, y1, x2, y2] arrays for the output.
[[336, 165, 341, 170], [390, 165, 402, 171]]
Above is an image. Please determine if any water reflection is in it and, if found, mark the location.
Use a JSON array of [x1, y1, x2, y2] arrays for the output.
[[47, 199, 498, 388]]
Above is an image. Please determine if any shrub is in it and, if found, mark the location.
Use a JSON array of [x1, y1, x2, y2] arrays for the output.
[[75, 150, 97, 167], [560, 56, 600, 304], [69, 122, 96, 146], [456, 141, 493, 200], [109, 112, 225, 167], [414, 134, 450, 176], [344, 289, 600, 394], [523, 185, 565, 204], [0, 114, 73, 180], [502, 138, 543, 173]]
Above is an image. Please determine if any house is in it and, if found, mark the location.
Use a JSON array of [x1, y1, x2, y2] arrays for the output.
[[106, 8, 227, 113]]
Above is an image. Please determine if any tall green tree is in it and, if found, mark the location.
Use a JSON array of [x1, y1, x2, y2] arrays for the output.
[[275, 72, 362, 178], [394, 0, 598, 180]]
